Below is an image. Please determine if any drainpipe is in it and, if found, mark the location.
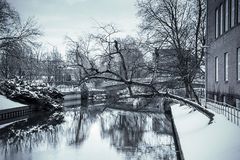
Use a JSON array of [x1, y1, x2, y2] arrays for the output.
[[201, 45, 209, 108]]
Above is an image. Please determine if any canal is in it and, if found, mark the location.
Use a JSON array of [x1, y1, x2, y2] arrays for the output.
[[0, 95, 177, 160]]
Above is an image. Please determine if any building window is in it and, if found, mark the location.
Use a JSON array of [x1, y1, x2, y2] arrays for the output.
[[238, 0, 240, 23], [231, 0, 235, 27], [223, 96, 226, 104], [225, 0, 229, 31], [237, 48, 240, 80], [224, 53, 229, 81], [236, 99, 240, 109], [220, 4, 224, 35], [215, 57, 219, 82], [216, 8, 219, 38]]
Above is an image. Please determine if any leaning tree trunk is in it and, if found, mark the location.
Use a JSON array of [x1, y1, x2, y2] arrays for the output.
[[190, 83, 201, 105]]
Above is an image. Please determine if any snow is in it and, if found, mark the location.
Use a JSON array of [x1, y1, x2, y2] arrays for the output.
[[0, 95, 27, 110], [171, 104, 240, 160], [0, 119, 27, 129], [57, 85, 81, 93], [133, 98, 144, 109]]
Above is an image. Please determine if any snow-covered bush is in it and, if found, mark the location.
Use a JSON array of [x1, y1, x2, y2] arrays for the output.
[[0, 79, 64, 112]]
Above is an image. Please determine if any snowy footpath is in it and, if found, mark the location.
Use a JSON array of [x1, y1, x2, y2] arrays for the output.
[[171, 104, 240, 160]]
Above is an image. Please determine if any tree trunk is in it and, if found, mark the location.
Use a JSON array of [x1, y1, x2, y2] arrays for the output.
[[184, 81, 191, 98], [190, 83, 201, 105]]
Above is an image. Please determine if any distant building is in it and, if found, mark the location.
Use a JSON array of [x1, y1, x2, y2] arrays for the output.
[[152, 49, 204, 88], [63, 66, 80, 82], [206, 0, 240, 108], [152, 49, 179, 83]]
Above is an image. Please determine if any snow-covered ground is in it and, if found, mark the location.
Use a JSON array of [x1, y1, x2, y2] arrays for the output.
[[0, 95, 27, 110], [171, 104, 240, 160], [57, 85, 105, 93], [57, 85, 81, 93]]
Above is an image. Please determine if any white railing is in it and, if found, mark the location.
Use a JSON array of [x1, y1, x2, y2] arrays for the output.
[[201, 98, 240, 126]]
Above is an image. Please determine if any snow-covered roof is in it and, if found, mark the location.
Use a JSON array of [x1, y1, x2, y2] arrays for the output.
[[0, 95, 27, 111]]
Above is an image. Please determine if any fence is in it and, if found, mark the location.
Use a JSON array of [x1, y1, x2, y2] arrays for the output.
[[56, 85, 81, 93], [202, 98, 240, 126]]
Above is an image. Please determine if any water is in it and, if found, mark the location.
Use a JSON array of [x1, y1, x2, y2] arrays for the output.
[[0, 96, 177, 160]]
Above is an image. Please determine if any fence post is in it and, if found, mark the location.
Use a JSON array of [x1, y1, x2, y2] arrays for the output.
[[225, 104, 227, 116], [221, 104, 222, 114], [222, 104, 224, 114], [221, 104, 223, 114], [228, 107, 230, 120], [235, 109, 237, 124], [218, 103, 220, 113], [220, 104, 221, 114], [218, 104, 220, 113], [234, 109, 236, 124], [237, 110, 239, 126], [224, 104, 226, 116]]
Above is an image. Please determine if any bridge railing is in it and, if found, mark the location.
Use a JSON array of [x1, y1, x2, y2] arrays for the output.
[[202, 98, 240, 126]]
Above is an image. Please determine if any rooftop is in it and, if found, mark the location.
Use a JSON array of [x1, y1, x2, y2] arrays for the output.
[[0, 95, 27, 111]]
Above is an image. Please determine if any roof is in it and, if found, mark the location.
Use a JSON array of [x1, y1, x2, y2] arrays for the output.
[[0, 95, 27, 111]]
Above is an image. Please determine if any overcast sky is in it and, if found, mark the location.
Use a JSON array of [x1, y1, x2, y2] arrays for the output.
[[7, 0, 140, 55]]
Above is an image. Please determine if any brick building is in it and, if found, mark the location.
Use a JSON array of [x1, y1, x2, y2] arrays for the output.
[[206, 0, 240, 108]]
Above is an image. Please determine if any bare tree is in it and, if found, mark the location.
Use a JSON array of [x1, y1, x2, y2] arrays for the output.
[[65, 35, 93, 81], [65, 23, 213, 122], [0, 0, 41, 79], [137, 0, 206, 103]]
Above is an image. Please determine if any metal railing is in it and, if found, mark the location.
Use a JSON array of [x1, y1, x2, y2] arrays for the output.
[[202, 98, 240, 126]]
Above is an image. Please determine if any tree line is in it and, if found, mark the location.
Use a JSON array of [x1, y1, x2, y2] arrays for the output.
[[0, 0, 69, 83], [65, 0, 206, 103], [0, 0, 206, 102]]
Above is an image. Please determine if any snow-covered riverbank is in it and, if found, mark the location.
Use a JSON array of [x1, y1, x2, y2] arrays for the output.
[[171, 104, 240, 160], [0, 79, 63, 111]]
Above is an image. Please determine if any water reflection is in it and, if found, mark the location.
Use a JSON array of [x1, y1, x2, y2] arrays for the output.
[[0, 99, 176, 160], [65, 107, 100, 146], [100, 110, 176, 160], [0, 112, 64, 160]]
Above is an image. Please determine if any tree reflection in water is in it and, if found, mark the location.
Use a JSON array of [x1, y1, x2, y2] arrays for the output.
[[0, 100, 176, 160], [99, 110, 176, 160], [0, 112, 65, 159], [66, 106, 100, 146]]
